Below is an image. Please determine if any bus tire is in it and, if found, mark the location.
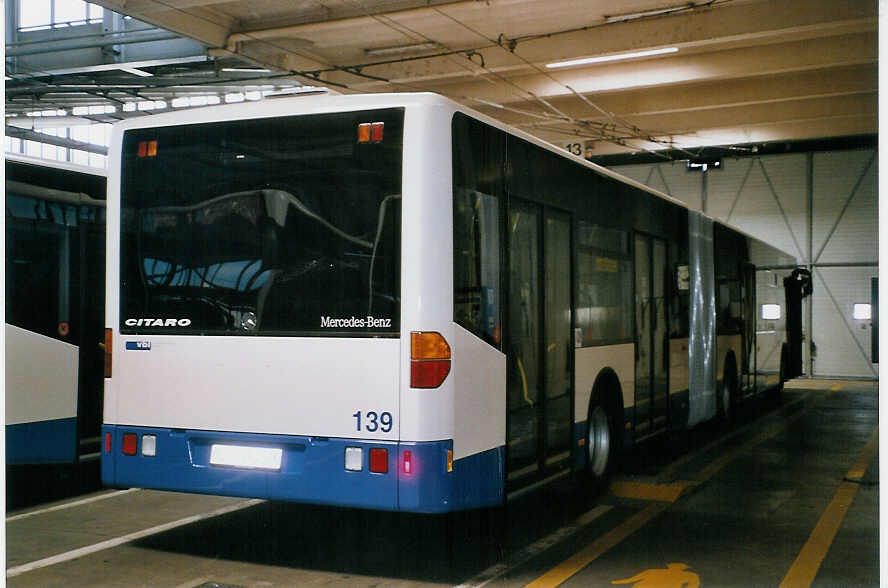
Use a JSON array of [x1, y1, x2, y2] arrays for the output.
[[581, 382, 622, 493], [775, 344, 789, 399], [718, 355, 737, 422]]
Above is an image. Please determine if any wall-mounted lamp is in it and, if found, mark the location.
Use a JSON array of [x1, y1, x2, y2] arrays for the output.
[[687, 159, 722, 172]]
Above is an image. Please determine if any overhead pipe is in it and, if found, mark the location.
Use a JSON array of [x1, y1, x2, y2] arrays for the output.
[[5, 126, 109, 155], [7, 30, 180, 57]]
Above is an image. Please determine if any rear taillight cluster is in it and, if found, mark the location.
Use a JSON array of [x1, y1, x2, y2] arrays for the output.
[[344, 446, 390, 473], [108, 432, 156, 457], [410, 332, 450, 388]]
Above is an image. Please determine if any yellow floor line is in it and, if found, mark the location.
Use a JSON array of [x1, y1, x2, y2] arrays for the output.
[[845, 428, 878, 481], [609, 481, 689, 503], [525, 388, 831, 588], [778, 427, 878, 588], [524, 502, 670, 588]]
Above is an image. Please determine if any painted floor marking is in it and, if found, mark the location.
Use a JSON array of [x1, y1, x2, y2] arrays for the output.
[[525, 389, 827, 587], [6, 498, 264, 578], [524, 502, 670, 588], [455, 505, 612, 588], [609, 481, 688, 503], [6, 489, 141, 522], [779, 427, 878, 588]]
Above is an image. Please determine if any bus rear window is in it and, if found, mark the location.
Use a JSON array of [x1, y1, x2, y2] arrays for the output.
[[119, 108, 403, 336]]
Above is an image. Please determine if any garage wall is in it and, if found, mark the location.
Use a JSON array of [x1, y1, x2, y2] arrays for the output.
[[611, 148, 878, 379]]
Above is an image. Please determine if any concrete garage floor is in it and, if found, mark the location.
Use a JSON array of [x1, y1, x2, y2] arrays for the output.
[[5, 380, 879, 587]]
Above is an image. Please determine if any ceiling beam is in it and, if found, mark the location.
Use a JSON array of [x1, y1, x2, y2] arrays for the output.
[[387, 33, 876, 106], [233, 0, 875, 88], [470, 65, 877, 124], [87, 0, 232, 47]]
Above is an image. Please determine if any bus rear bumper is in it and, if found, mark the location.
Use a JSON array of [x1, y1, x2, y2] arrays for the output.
[[101, 426, 503, 513]]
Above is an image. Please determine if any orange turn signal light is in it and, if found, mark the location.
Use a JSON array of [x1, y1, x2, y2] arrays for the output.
[[411, 332, 450, 360]]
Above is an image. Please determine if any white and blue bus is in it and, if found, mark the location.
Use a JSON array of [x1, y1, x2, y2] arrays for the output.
[[101, 93, 804, 512], [6, 155, 107, 465]]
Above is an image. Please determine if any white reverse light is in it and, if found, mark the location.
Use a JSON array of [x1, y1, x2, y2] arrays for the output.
[[546, 47, 678, 69], [345, 447, 363, 471], [210, 445, 282, 470], [141, 435, 156, 457]]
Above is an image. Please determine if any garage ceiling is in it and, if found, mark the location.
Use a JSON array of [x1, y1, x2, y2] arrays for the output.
[[7, 0, 878, 156]]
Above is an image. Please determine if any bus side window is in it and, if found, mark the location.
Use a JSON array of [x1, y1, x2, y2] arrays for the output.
[[574, 221, 633, 347], [454, 190, 501, 346]]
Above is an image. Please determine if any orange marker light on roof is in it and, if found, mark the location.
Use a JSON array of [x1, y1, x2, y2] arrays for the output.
[[357, 123, 371, 143], [357, 122, 384, 143], [147, 140, 158, 157], [370, 122, 384, 142]]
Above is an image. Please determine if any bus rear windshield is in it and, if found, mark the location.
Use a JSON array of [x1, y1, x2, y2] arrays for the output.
[[119, 108, 403, 336]]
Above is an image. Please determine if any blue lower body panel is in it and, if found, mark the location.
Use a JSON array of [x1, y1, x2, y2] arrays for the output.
[[7, 417, 77, 464], [102, 425, 505, 513]]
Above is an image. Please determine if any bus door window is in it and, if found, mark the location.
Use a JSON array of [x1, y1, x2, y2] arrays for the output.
[[543, 211, 572, 466], [634, 233, 669, 437], [506, 202, 541, 479]]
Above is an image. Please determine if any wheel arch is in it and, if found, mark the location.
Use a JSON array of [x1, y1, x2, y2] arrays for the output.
[[589, 367, 625, 448]]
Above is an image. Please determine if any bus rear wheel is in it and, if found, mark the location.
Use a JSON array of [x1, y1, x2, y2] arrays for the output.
[[581, 395, 618, 493], [719, 375, 734, 422], [587, 404, 612, 479]]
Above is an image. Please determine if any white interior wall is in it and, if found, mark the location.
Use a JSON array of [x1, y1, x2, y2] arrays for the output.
[[611, 148, 878, 380]]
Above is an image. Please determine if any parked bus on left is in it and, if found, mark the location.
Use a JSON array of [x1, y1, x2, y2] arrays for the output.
[[6, 155, 106, 464]]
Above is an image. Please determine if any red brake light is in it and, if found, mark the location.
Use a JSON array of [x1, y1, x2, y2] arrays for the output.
[[122, 433, 138, 456], [105, 432, 112, 453], [102, 329, 113, 378], [369, 448, 388, 473], [402, 450, 413, 475], [410, 332, 451, 388], [103, 328, 112, 378], [411, 360, 451, 389]]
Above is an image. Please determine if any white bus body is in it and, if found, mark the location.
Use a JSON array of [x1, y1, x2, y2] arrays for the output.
[[102, 93, 799, 512]]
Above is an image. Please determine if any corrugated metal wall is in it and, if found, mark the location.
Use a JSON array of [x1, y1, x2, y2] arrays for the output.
[[612, 148, 878, 379]]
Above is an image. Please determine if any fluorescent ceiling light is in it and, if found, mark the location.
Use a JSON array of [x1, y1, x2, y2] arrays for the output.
[[605, 7, 687, 23], [120, 67, 153, 77], [221, 67, 272, 73], [365, 42, 440, 58], [546, 47, 678, 69]]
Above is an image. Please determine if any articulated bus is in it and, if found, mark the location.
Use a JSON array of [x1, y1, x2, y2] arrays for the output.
[[101, 93, 804, 512], [6, 155, 107, 464]]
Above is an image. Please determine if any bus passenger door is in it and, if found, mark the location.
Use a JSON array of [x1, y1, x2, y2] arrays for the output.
[[634, 234, 669, 438], [505, 201, 573, 488]]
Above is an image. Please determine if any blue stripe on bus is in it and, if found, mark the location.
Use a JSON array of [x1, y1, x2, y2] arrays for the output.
[[7, 417, 78, 465], [102, 426, 505, 513]]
